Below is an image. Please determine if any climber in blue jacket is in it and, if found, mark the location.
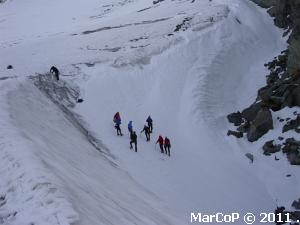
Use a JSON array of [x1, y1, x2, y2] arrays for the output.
[[128, 121, 133, 135]]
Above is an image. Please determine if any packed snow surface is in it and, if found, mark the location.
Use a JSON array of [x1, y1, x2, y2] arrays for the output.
[[0, 0, 297, 224]]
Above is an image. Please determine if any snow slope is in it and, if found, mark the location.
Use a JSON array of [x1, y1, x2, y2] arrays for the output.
[[6, 77, 183, 225], [0, 0, 295, 224], [75, 0, 287, 219]]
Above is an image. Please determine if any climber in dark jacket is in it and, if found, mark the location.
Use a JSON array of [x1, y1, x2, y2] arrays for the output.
[[50, 66, 60, 81], [146, 116, 153, 133], [141, 124, 151, 141], [130, 131, 138, 152]]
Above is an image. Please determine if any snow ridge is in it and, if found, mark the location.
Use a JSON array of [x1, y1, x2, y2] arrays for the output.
[[0, 79, 78, 225]]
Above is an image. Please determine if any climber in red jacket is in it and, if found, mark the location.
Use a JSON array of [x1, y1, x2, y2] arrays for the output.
[[156, 135, 164, 153]]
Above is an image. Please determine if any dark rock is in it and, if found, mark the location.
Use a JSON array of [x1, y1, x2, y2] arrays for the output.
[[258, 83, 296, 111], [279, 118, 284, 122], [284, 137, 300, 146], [0, 195, 5, 201], [286, 174, 291, 177], [227, 111, 243, 126], [77, 98, 84, 103], [247, 108, 274, 142], [245, 153, 254, 163], [174, 17, 191, 32], [237, 121, 250, 133], [288, 39, 300, 74], [282, 138, 300, 154], [228, 0, 300, 144], [282, 115, 300, 133], [258, 86, 272, 104], [251, 0, 277, 9], [241, 102, 262, 122], [153, 0, 164, 4], [287, 152, 300, 165], [263, 140, 281, 155], [274, 206, 287, 225], [227, 130, 243, 138], [290, 211, 300, 224], [267, 72, 279, 85], [278, 136, 284, 141], [292, 199, 300, 210], [286, 117, 291, 121], [6, 65, 13, 69], [252, 0, 300, 72], [290, 85, 300, 107]]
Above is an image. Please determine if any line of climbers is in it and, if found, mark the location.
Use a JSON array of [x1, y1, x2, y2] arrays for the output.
[[113, 112, 171, 157]]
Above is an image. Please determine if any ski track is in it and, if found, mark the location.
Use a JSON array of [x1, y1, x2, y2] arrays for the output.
[[0, 0, 296, 224]]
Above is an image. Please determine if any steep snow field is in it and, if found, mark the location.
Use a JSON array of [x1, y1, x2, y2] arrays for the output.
[[0, 0, 296, 224]]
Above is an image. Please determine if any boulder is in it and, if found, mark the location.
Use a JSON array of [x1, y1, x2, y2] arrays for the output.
[[282, 138, 300, 153], [292, 199, 300, 210], [258, 86, 272, 103], [263, 140, 281, 155], [77, 98, 84, 103], [245, 153, 254, 163], [6, 65, 13, 69], [278, 136, 284, 141], [241, 102, 262, 122], [227, 111, 243, 126], [282, 115, 300, 133], [237, 121, 250, 133], [227, 130, 243, 138], [287, 152, 300, 165], [247, 108, 274, 142]]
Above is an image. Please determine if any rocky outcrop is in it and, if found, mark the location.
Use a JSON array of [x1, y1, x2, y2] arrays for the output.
[[227, 105, 273, 142], [246, 0, 300, 220], [228, 1, 300, 142], [282, 138, 300, 165], [241, 102, 263, 122], [251, 0, 300, 73], [247, 108, 274, 142], [227, 111, 243, 126], [282, 115, 300, 133], [263, 140, 281, 155], [292, 199, 300, 210], [227, 130, 243, 138]]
